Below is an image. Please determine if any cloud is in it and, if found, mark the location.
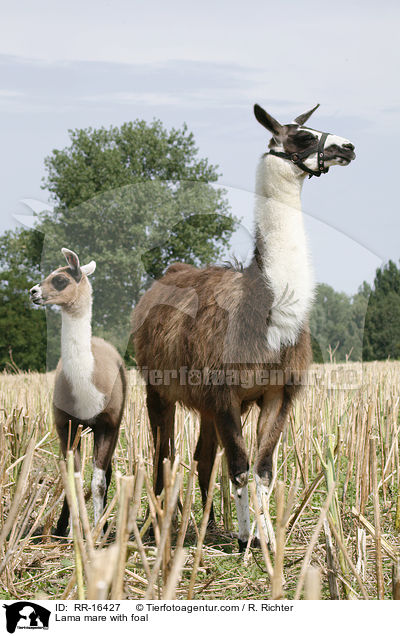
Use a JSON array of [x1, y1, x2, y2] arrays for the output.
[[0, 55, 370, 119], [0, 56, 263, 111], [0, 89, 23, 98]]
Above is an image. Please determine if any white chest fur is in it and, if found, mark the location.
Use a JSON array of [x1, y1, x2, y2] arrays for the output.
[[255, 155, 315, 351], [60, 310, 105, 420]]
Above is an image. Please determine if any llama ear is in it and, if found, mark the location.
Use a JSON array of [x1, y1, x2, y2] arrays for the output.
[[81, 261, 96, 277], [294, 104, 320, 126], [61, 248, 81, 275], [254, 104, 282, 136]]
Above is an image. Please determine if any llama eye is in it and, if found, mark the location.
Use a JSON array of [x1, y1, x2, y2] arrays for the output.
[[293, 133, 316, 147], [52, 276, 69, 291]]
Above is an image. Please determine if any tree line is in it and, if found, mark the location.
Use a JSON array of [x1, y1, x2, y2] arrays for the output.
[[0, 119, 398, 371]]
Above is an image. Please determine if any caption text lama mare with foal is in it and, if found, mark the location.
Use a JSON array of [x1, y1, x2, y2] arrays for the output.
[[132, 103, 355, 549], [30, 249, 126, 537]]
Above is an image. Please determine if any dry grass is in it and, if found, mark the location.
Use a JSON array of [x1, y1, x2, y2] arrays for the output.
[[1, 361, 400, 600]]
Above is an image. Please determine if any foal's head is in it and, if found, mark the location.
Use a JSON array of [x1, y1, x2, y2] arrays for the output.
[[30, 248, 96, 312]]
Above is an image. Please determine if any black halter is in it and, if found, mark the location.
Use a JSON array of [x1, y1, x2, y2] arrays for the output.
[[268, 132, 329, 178]]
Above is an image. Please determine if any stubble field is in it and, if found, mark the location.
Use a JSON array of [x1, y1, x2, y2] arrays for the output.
[[1, 361, 400, 600]]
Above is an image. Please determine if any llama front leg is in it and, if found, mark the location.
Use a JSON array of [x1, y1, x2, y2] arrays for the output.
[[54, 415, 82, 537], [233, 483, 251, 551], [214, 405, 250, 548], [214, 406, 249, 486], [254, 387, 290, 547]]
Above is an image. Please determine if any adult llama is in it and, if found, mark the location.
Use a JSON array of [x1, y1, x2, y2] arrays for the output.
[[132, 103, 355, 549]]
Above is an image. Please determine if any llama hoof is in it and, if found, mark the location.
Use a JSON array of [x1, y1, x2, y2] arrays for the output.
[[238, 538, 248, 553], [237, 534, 257, 552], [255, 469, 272, 490], [237, 536, 268, 552], [24, 525, 46, 543], [232, 471, 249, 488], [51, 527, 69, 541], [252, 535, 270, 550], [146, 524, 156, 542]]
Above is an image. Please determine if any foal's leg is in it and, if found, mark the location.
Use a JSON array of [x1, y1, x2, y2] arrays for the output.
[[214, 404, 250, 549], [92, 414, 119, 528], [146, 387, 176, 496], [194, 414, 218, 523], [54, 412, 82, 537]]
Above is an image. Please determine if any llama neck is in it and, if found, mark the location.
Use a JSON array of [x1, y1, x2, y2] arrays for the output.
[[251, 154, 314, 351], [256, 153, 304, 209], [55, 281, 105, 421], [60, 301, 106, 421]]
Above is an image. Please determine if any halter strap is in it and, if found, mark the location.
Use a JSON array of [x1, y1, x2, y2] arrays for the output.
[[268, 132, 329, 178]]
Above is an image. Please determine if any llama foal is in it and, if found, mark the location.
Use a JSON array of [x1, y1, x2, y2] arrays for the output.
[[30, 248, 127, 536], [132, 103, 355, 549]]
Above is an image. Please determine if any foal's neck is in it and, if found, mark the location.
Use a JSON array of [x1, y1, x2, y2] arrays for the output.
[[60, 291, 106, 421], [61, 305, 93, 379]]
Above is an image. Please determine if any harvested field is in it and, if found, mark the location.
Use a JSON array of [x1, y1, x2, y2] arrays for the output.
[[1, 362, 400, 600]]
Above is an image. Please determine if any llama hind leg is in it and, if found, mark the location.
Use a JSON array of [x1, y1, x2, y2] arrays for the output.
[[194, 415, 218, 524], [146, 387, 176, 496], [92, 417, 119, 530]]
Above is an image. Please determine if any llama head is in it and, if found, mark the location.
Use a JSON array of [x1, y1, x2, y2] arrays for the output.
[[30, 248, 96, 310], [254, 103, 355, 177]]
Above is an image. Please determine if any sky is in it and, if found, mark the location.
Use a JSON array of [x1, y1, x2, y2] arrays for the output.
[[1, 0, 399, 293]]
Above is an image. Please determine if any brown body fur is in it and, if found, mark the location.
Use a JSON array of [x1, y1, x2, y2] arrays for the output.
[[132, 258, 311, 505]]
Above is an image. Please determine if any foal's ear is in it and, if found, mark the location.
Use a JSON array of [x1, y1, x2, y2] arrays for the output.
[[61, 248, 81, 276], [81, 261, 96, 277], [294, 104, 320, 126], [253, 104, 282, 136]]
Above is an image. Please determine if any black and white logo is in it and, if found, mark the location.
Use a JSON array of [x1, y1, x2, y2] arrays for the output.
[[3, 602, 50, 633]]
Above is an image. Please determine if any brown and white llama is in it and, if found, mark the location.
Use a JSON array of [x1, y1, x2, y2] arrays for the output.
[[132, 103, 355, 549], [30, 248, 127, 537]]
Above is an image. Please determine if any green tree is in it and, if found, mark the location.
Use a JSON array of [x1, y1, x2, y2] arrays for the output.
[[310, 283, 369, 362], [36, 119, 237, 365], [43, 121, 220, 208], [363, 260, 400, 360], [0, 228, 47, 371]]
